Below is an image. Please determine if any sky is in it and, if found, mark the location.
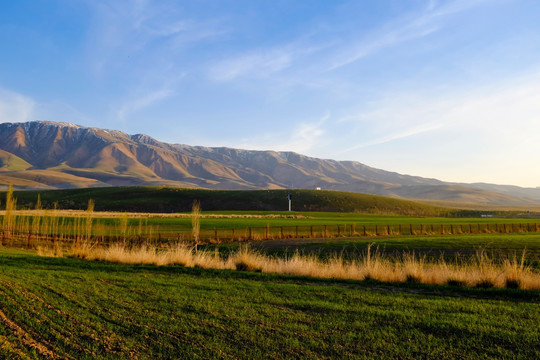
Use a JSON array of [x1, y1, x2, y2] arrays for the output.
[[1, 0, 540, 188]]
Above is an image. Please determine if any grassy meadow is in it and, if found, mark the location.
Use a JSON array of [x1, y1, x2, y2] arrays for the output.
[[1, 186, 540, 358], [1, 247, 539, 359]]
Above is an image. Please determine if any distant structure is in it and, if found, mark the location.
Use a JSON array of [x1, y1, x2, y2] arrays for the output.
[[287, 193, 292, 211], [316, 187, 321, 191]]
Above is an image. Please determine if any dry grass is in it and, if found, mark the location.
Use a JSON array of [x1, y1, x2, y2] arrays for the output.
[[36, 244, 64, 258], [62, 243, 540, 290]]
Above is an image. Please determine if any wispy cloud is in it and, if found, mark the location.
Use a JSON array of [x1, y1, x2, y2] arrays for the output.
[[326, 67, 540, 186], [83, 0, 226, 123], [116, 87, 175, 121], [338, 67, 540, 146], [337, 123, 443, 154], [216, 113, 329, 154], [0, 88, 35, 123], [209, 48, 293, 82], [86, 0, 227, 75], [327, 0, 482, 71], [206, 0, 483, 93]]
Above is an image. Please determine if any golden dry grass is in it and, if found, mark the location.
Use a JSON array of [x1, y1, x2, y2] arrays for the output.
[[63, 243, 540, 290]]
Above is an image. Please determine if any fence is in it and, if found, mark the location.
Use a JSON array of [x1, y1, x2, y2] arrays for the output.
[[197, 222, 540, 242], [1, 222, 539, 250]]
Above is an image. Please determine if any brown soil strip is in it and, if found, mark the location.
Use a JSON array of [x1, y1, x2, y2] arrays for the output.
[[0, 333, 31, 359], [0, 308, 64, 359]]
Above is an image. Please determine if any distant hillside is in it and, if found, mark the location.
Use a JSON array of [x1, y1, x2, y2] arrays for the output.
[[10, 187, 453, 216], [0, 121, 539, 207]]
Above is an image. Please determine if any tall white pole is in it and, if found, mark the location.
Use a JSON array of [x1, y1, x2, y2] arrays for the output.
[[287, 193, 292, 211]]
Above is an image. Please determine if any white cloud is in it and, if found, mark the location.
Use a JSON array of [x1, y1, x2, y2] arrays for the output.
[[209, 49, 292, 82], [0, 88, 35, 123], [330, 68, 540, 186], [86, 0, 227, 75], [337, 123, 443, 154], [116, 88, 173, 121], [212, 114, 329, 154], [326, 0, 481, 71]]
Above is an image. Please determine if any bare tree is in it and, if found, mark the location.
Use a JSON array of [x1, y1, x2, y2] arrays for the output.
[[191, 200, 201, 252]]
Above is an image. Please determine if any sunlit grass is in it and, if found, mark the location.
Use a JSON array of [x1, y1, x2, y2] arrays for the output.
[[63, 243, 540, 290]]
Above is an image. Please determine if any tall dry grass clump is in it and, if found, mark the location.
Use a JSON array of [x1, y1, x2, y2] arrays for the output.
[[49, 242, 540, 290]]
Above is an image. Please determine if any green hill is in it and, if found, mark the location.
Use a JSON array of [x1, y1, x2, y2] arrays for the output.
[[8, 186, 452, 216]]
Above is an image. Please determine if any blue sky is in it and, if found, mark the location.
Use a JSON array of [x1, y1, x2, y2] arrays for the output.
[[1, 0, 540, 187]]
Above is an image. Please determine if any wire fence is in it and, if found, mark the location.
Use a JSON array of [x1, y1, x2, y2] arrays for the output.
[[1, 222, 539, 250]]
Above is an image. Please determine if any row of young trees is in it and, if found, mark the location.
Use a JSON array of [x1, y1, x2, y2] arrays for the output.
[[1, 185, 203, 250]]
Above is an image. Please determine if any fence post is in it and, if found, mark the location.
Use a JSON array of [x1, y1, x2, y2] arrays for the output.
[[27, 232, 32, 249], [232, 228, 235, 241], [296, 226, 299, 238], [310, 226, 313, 237], [214, 228, 217, 241], [410, 224, 413, 235], [337, 225, 341, 237], [248, 227, 252, 240], [265, 226, 268, 239], [324, 225, 327, 238], [363, 225, 366, 236], [450, 225, 454, 234], [280, 226, 284, 239]]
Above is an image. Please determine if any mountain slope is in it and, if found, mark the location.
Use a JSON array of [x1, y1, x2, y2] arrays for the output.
[[0, 121, 538, 207]]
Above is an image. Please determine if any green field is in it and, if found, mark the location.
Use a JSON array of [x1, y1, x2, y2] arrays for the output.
[[2, 187, 540, 358], [127, 211, 540, 231], [7, 186, 470, 216], [3, 210, 540, 259], [0, 248, 539, 359]]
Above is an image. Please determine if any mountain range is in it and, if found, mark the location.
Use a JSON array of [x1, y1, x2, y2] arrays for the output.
[[0, 121, 539, 208]]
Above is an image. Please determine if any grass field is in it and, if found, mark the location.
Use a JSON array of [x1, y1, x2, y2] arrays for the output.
[[7, 186, 472, 216], [2, 186, 540, 358], [203, 233, 540, 269], [2, 209, 539, 240], [1, 248, 539, 359]]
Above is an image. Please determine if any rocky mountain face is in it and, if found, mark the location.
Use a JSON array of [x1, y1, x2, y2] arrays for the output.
[[0, 121, 538, 207]]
